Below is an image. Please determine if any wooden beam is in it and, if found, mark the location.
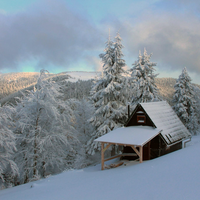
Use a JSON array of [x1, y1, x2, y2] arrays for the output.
[[130, 145, 143, 163], [104, 154, 122, 162], [101, 143, 104, 170], [122, 153, 137, 157], [130, 145, 140, 157], [139, 146, 143, 163], [98, 141, 139, 147], [103, 143, 112, 153], [104, 153, 137, 162], [109, 161, 124, 168]]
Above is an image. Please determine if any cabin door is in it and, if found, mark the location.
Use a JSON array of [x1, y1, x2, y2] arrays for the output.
[[143, 141, 151, 160]]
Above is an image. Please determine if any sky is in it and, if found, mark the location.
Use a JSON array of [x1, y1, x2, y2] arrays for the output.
[[0, 0, 200, 84]]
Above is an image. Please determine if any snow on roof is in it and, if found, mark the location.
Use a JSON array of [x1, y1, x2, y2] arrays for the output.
[[140, 101, 191, 144], [95, 126, 162, 146]]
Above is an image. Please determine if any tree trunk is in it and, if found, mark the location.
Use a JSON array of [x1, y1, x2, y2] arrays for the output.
[[24, 158, 29, 183], [42, 161, 46, 178], [33, 108, 42, 177]]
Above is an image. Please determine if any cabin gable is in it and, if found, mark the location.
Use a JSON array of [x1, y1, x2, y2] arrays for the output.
[[125, 105, 156, 127]]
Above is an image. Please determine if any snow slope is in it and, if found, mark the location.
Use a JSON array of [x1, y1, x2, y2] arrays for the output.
[[0, 135, 200, 200], [65, 71, 101, 82]]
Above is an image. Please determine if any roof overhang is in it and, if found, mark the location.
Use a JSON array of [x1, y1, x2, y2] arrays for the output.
[[95, 126, 162, 147]]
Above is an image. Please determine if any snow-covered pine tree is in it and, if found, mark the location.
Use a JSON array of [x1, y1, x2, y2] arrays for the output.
[[0, 105, 18, 188], [130, 48, 160, 106], [193, 85, 200, 124], [14, 70, 77, 183], [172, 67, 198, 135], [74, 98, 94, 142], [86, 32, 128, 155], [73, 98, 95, 169]]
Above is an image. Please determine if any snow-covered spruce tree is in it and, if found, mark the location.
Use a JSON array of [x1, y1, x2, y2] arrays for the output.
[[14, 70, 77, 183], [172, 67, 198, 135], [86, 32, 128, 155], [130, 48, 160, 106], [0, 105, 18, 188]]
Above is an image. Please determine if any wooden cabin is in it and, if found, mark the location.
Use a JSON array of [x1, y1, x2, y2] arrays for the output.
[[95, 101, 191, 170]]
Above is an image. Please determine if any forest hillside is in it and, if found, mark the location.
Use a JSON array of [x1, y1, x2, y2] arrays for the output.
[[0, 71, 197, 105], [0, 72, 71, 105]]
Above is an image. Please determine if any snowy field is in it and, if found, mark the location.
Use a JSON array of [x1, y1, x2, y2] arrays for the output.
[[66, 71, 101, 82], [0, 135, 200, 200]]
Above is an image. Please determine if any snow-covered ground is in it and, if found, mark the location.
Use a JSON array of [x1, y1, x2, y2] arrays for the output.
[[66, 71, 101, 82], [0, 135, 200, 200]]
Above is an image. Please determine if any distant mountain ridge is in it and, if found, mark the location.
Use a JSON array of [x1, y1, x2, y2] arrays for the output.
[[0, 72, 39, 101], [0, 71, 187, 106]]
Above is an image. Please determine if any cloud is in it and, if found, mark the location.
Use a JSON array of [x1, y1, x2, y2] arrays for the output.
[[98, 0, 200, 82], [0, 9, 6, 15], [1, 0, 200, 84], [116, 8, 200, 75], [84, 56, 102, 71], [0, 0, 102, 72]]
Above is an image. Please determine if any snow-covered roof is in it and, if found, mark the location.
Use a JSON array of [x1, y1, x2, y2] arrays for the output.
[[139, 101, 191, 144], [95, 126, 162, 146]]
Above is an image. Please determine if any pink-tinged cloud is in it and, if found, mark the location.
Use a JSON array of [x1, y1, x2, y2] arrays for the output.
[[0, 0, 103, 72]]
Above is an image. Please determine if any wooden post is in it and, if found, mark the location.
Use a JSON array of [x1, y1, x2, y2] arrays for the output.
[[101, 143, 104, 170], [130, 145, 143, 163], [139, 146, 143, 163]]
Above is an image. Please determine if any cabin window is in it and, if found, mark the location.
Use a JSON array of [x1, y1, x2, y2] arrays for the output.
[[137, 115, 146, 124]]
